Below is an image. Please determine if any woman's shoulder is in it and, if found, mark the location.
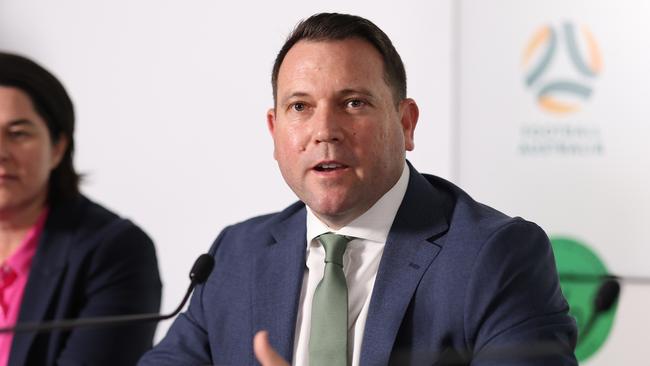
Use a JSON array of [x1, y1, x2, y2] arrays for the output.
[[47, 194, 153, 252]]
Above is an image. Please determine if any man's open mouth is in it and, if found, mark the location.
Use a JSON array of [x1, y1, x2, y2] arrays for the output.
[[314, 162, 347, 172]]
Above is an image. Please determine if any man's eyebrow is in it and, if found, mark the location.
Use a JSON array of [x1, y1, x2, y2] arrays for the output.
[[279, 89, 377, 105], [279, 92, 310, 106], [337, 88, 375, 98]]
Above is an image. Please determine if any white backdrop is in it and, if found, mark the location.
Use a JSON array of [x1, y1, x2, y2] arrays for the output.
[[457, 0, 650, 364], [0, 0, 454, 340]]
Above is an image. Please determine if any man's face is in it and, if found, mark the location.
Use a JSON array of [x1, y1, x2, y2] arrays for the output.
[[0, 86, 66, 216], [267, 38, 418, 229]]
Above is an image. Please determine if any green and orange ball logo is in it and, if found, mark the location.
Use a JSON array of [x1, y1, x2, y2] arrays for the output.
[[523, 22, 602, 114]]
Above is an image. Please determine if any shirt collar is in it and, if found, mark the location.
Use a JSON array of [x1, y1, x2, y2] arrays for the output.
[[5, 207, 48, 277], [306, 162, 410, 245]]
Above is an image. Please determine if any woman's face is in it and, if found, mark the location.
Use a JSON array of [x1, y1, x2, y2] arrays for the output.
[[0, 86, 67, 217]]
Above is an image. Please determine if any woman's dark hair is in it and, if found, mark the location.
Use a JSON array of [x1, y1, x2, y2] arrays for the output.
[[0, 52, 79, 204], [271, 13, 407, 106]]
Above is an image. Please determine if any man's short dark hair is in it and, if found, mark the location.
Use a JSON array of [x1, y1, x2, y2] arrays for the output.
[[0, 51, 80, 204], [271, 13, 407, 106]]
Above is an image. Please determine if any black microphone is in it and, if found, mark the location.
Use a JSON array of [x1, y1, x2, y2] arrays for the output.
[[559, 272, 650, 285], [400, 275, 624, 364], [0, 253, 215, 334], [578, 278, 620, 344]]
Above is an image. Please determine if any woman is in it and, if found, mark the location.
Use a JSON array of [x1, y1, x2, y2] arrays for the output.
[[0, 52, 161, 365]]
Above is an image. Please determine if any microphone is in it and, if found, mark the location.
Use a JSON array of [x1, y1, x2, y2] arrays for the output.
[[401, 275, 622, 364], [0, 253, 215, 334], [396, 274, 624, 364], [559, 272, 650, 285], [577, 278, 620, 345]]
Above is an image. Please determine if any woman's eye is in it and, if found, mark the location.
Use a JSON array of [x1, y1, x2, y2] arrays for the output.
[[8, 130, 29, 139]]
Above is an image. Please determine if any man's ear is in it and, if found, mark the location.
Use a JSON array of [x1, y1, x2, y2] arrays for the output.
[[266, 108, 278, 160], [399, 98, 419, 151], [266, 108, 276, 135]]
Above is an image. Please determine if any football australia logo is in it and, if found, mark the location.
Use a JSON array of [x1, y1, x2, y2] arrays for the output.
[[522, 22, 602, 114]]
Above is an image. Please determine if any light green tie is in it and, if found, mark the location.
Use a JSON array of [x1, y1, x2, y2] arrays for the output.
[[309, 233, 351, 366]]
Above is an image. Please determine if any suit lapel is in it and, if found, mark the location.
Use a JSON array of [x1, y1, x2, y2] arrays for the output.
[[252, 206, 307, 362], [9, 200, 78, 366], [360, 165, 450, 365]]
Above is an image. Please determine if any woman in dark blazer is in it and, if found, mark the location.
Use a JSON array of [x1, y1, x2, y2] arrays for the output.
[[0, 52, 161, 365]]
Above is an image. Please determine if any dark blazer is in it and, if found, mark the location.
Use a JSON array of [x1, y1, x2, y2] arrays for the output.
[[8, 195, 162, 366], [141, 164, 577, 365]]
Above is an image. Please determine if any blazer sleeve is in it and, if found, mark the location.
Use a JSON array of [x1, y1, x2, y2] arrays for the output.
[[138, 228, 228, 366], [55, 220, 162, 365], [464, 219, 578, 365]]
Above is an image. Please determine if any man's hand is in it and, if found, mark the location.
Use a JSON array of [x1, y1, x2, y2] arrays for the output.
[[253, 331, 290, 366]]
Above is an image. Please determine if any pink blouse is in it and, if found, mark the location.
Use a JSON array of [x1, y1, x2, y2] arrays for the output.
[[0, 209, 48, 366]]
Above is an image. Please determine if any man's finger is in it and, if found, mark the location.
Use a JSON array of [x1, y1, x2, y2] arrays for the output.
[[253, 330, 289, 366]]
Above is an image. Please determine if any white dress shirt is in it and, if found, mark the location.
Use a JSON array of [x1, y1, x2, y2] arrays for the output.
[[292, 163, 410, 366]]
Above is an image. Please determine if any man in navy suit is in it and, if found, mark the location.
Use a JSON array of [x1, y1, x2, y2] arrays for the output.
[[141, 13, 577, 365]]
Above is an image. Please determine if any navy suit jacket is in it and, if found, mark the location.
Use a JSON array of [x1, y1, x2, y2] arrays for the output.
[[142, 164, 577, 365], [8, 195, 162, 366]]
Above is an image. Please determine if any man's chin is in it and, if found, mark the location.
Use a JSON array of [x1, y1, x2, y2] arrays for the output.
[[305, 201, 361, 229]]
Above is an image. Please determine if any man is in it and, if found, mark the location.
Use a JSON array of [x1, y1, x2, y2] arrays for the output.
[[141, 13, 577, 365]]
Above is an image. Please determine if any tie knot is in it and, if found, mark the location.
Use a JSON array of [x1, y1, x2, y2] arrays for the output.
[[317, 233, 350, 267]]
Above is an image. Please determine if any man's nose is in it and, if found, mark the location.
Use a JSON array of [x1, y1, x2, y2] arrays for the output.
[[313, 106, 344, 144]]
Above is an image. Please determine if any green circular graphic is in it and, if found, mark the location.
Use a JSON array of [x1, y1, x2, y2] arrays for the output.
[[551, 236, 618, 361]]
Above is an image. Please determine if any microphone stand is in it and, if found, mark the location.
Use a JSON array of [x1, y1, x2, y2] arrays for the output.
[[0, 253, 214, 334]]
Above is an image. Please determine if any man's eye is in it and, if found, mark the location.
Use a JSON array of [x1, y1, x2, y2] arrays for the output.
[[291, 102, 306, 112], [346, 99, 365, 108]]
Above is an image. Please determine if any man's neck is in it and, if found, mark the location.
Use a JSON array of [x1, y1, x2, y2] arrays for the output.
[[311, 206, 369, 231]]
